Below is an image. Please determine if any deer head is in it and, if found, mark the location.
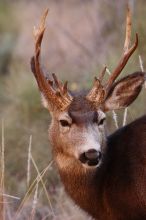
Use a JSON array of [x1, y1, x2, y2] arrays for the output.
[[31, 9, 145, 169]]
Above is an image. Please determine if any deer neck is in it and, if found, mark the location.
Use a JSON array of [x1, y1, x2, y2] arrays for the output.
[[54, 151, 105, 219]]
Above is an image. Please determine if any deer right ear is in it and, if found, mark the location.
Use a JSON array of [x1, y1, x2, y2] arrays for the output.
[[102, 72, 146, 112]]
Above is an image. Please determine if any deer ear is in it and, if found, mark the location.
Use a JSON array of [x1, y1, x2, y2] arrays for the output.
[[103, 72, 145, 111]]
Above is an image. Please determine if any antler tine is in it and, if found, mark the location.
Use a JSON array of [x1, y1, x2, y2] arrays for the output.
[[86, 66, 106, 107], [63, 81, 68, 94], [52, 73, 63, 91], [86, 77, 105, 107], [52, 73, 72, 99], [98, 66, 107, 82], [33, 9, 49, 42], [32, 9, 56, 101], [124, 6, 131, 52], [31, 9, 73, 111], [105, 6, 138, 93]]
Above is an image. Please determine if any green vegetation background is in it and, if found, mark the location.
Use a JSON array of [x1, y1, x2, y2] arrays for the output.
[[0, 0, 146, 219]]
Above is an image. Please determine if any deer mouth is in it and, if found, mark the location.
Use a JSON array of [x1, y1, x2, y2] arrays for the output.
[[79, 149, 102, 167]]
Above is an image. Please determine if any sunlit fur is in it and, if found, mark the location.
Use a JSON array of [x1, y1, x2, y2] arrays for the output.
[[49, 96, 106, 168], [32, 9, 146, 219], [46, 94, 146, 220]]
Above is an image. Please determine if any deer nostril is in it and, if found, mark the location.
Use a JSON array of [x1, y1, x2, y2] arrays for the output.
[[85, 149, 100, 160], [79, 149, 102, 166]]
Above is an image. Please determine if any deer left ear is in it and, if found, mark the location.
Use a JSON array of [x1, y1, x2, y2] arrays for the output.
[[102, 72, 146, 112]]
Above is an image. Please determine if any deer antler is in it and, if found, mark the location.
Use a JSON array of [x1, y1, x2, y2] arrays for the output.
[[105, 6, 138, 93], [86, 6, 138, 106], [31, 9, 73, 111], [86, 76, 105, 108]]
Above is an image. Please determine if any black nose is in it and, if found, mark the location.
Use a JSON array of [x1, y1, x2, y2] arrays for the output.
[[79, 149, 102, 166]]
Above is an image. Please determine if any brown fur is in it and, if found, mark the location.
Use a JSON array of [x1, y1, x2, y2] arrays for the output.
[[51, 113, 146, 220], [46, 93, 146, 220], [32, 70, 146, 219], [31, 9, 146, 219]]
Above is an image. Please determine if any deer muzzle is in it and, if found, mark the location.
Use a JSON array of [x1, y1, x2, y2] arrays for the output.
[[79, 149, 102, 167]]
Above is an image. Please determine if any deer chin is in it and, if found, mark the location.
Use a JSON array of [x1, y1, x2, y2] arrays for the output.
[[82, 161, 102, 170]]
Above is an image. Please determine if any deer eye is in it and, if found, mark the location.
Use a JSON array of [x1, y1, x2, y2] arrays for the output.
[[59, 120, 70, 127], [98, 118, 106, 126]]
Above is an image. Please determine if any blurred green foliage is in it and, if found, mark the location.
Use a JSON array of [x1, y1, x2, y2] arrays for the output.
[[0, 1, 146, 219]]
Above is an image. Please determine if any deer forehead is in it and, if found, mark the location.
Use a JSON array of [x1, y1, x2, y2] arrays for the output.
[[69, 110, 105, 124], [56, 95, 106, 123], [56, 110, 105, 126]]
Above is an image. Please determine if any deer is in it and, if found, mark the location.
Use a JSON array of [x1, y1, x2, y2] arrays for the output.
[[31, 8, 146, 220]]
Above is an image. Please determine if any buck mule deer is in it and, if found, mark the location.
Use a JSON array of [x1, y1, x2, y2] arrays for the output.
[[31, 9, 146, 220]]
